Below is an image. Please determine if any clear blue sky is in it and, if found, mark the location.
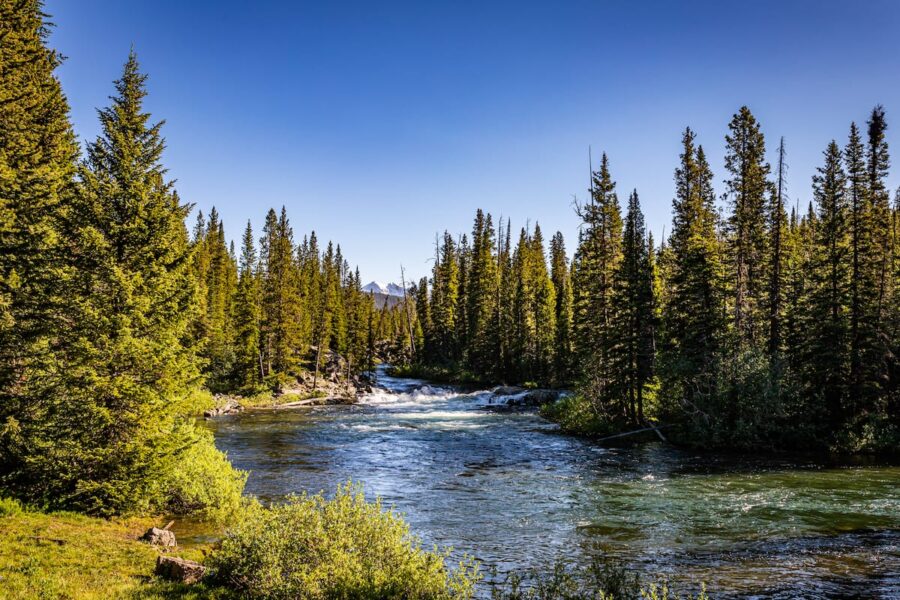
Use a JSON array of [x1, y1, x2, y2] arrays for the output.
[[48, 0, 900, 284]]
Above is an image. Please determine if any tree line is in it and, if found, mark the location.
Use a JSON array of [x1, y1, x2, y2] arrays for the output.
[[0, 2, 386, 515], [408, 107, 899, 453]]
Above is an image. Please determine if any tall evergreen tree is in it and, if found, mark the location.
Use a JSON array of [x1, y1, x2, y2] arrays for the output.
[[724, 107, 771, 347], [860, 107, 893, 415], [431, 232, 459, 363], [233, 221, 262, 389], [767, 137, 789, 369], [549, 231, 574, 383], [0, 0, 80, 487], [572, 153, 623, 414], [659, 130, 725, 420], [47, 52, 201, 512], [845, 122, 867, 403], [465, 210, 500, 377], [617, 190, 656, 423], [804, 141, 850, 427]]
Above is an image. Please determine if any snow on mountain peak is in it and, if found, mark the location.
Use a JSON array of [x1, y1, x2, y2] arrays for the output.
[[362, 281, 407, 297]]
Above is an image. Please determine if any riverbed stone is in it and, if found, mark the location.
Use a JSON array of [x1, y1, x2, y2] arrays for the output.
[[155, 556, 205, 584]]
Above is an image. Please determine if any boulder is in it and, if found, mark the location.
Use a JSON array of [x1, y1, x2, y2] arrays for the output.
[[141, 527, 176, 547], [523, 389, 559, 406], [204, 398, 244, 418], [492, 385, 526, 397], [491, 388, 559, 408], [155, 556, 206, 584]]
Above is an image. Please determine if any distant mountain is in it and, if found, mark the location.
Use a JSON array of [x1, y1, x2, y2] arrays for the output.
[[362, 281, 407, 298], [362, 281, 408, 309]]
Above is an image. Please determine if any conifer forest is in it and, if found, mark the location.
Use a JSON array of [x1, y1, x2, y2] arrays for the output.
[[0, 2, 898, 599]]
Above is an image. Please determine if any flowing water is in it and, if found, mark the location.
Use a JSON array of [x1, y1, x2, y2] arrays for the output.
[[206, 369, 900, 599]]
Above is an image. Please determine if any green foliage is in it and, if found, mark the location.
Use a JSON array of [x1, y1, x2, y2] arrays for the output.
[[0, 495, 24, 517], [541, 395, 619, 438], [0, 0, 79, 500], [207, 483, 479, 600], [163, 424, 247, 523]]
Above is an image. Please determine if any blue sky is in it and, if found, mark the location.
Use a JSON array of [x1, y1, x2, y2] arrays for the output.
[[48, 1, 900, 284]]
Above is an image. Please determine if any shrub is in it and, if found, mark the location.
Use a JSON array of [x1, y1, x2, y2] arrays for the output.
[[0, 496, 24, 517], [163, 422, 247, 523], [541, 395, 619, 437], [207, 483, 479, 600]]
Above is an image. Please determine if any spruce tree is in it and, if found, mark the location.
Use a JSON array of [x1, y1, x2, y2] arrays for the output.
[[52, 52, 201, 513], [767, 138, 789, 369], [550, 231, 574, 383], [845, 122, 867, 403], [572, 153, 623, 415], [724, 106, 771, 347], [617, 190, 656, 423], [803, 141, 850, 428], [431, 232, 459, 363], [860, 107, 892, 415], [659, 130, 725, 422], [233, 221, 262, 389], [261, 207, 303, 379], [0, 0, 80, 488], [466, 210, 500, 378]]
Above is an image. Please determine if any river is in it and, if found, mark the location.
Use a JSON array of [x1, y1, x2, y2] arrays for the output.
[[206, 369, 900, 599]]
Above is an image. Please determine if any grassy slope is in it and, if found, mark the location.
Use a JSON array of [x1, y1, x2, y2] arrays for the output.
[[0, 511, 230, 600]]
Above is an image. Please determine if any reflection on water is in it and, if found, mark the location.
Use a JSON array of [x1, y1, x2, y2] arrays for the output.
[[206, 368, 900, 599]]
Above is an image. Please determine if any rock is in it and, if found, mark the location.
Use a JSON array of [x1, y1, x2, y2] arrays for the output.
[[203, 398, 244, 418], [492, 385, 526, 396], [155, 556, 206, 584], [141, 527, 176, 547], [490, 388, 559, 408], [523, 389, 559, 406]]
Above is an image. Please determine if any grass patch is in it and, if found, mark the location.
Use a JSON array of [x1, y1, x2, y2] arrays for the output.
[[0, 505, 229, 599]]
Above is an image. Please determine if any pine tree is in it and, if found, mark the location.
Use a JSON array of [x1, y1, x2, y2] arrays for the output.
[[804, 141, 850, 427], [859, 107, 892, 415], [455, 233, 470, 361], [233, 221, 262, 389], [617, 190, 656, 423], [498, 219, 515, 380], [0, 0, 80, 488], [550, 231, 574, 383], [200, 207, 238, 390], [572, 153, 623, 414], [845, 122, 867, 403], [46, 52, 201, 513], [261, 207, 303, 379], [767, 137, 789, 369], [659, 130, 725, 420], [431, 232, 459, 363], [465, 210, 500, 378], [724, 106, 771, 347]]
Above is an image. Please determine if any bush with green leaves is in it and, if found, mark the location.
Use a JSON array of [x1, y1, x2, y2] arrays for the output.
[[0, 496, 24, 517], [163, 422, 247, 523], [207, 483, 479, 600]]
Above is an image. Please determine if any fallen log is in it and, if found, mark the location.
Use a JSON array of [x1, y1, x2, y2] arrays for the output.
[[594, 424, 672, 443]]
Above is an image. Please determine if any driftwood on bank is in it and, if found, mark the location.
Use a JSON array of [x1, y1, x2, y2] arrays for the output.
[[594, 424, 673, 443]]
